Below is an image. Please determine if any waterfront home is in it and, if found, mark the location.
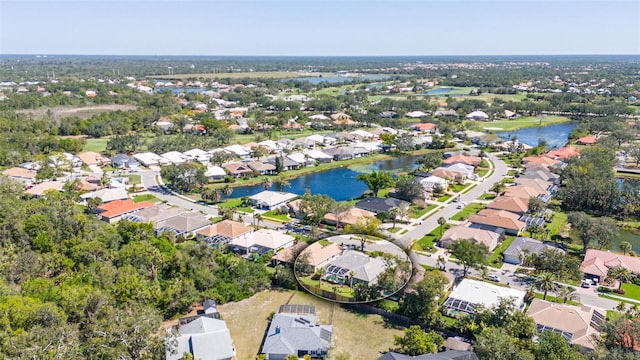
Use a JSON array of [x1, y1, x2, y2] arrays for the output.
[[443, 279, 526, 316], [580, 249, 640, 282], [514, 178, 557, 195], [419, 175, 448, 191], [224, 163, 253, 178], [228, 228, 294, 255], [96, 199, 154, 223], [267, 156, 301, 171], [468, 209, 526, 235], [324, 207, 376, 227], [355, 197, 410, 214], [196, 219, 254, 246], [323, 146, 357, 161], [287, 153, 315, 167], [527, 299, 605, 350], [249, 190, 297, 211], [261, 305, 332, 360], [466, 110, 489, 121], [544, 146, 581, 160], [522, 155, 562, 168], [503, 237, 565, 265], [443, 154, 482, 167], [504, 185, 547, 199], [247, 161, 277, 175], [439, 225, 501, 251], [224, 144, 251, 159], [304, 149, 333, 164], [205, 165, 227, 180]]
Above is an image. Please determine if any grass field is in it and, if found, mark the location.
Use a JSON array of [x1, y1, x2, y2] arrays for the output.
[[473, 116, 571, 132], [84, 138, 110, 152], [450, 202, 484, 221], [620, 283, 640, 301], [132, 194, 159, 203], [217, 290, 405, 360], [409, 204, 437, 219], [262, 211, 290, 222]]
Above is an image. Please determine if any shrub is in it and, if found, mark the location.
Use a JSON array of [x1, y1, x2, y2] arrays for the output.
[[614, 288, 626, 295], [633, 277, 640, 286]]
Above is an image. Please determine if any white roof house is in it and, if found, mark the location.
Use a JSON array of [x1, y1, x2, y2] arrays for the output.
[[444, 163, 475, 178], [419, 175, 448, 189], [161, 151, 189, 165], [306, 134, 326, 144], [166, 317, 235, 360], [249, 190, 298, 210], [228, 229, 295, 255], [353, 141, 382, 152], [183, 148, 211, 163], [406, 110, 428, 118], [205, 165, 227, 179], [304, 149, 333, 161], [443, 279, 526, 315], [466, 110, 489, 120], [258, 140, 279, 151], [133, 152, 164, 167], [350, 130, 375, 139], [309, 114, 330, 121], [224, 144, 250, 159], [287, 153, 314, 166]]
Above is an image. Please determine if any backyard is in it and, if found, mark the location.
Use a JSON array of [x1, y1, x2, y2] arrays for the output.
[[217, 290, 405, 360]]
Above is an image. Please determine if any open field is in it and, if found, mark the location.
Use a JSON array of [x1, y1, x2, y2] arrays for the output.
[[150, 72, 335, 80], [473, 115, 571, 132], [217, 290, 405, 360], [17, 104, 139, 120]]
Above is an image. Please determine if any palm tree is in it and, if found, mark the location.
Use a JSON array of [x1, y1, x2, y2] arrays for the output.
[[389, 207, 400, 229], [490, 182, 506, 195], [274, 175, 291, 192], [222, 184, 233, 197], [616, 302, 627, 313], [608, 266, 634, 290], [260, 177, 272, 190], [318, 267, 325, 287], [556, 286, 578, 304], [535, 272, 557, 301], [437, 217, 446, 237], [254, 213, 263, 228], [349, 270, 355, 288], [619, 241, 632, 255]]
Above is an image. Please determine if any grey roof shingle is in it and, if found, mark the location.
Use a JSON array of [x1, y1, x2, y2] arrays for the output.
[[377, 350, 478, 360], [261, 313, 332, 356]]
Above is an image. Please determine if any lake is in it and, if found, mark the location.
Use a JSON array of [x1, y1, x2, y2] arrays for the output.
[[610, 229, 640, 254], [224, 155, 419, 201], [496, 122, 578, 148], [425, 87, 454, 95]]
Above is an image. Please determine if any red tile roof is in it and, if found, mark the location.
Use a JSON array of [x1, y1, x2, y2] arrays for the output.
[[97, 199, 153, 219], [411, 123, 437, 131], [443, 154, 482, 166], [544, 146, 581, 160], [580, 249, 640, 278], [577, 136, 598, 145]]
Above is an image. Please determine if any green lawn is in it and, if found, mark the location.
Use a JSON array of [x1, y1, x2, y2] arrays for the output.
[[120, 174, 141, 185], [450, 203, 485, 221], [261, 211, 290, 222], [478, 192, 496, 200], [133, 194, 159, 203], [388, 227, 403, 234], [83, 137, 110, 152], [448, 183, 467, 193], [476, 168, 489, 178], [414, 226, 448, 252], [409, 204, 437, 219], [474, 116, 571, 132], [620, 283, 640, 301], [218, 198, 254, 213], [533, 292, 580, 306], [489, 236, 516, 266], [547, 211, 568, 238], [461, 184, 477, 194], [437, 194, 452, 202]]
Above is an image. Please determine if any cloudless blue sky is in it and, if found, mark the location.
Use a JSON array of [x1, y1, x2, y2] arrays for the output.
[[1, 0, 639, 56]]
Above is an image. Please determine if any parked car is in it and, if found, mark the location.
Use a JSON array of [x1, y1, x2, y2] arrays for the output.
[[581, 279, 593, 288], [488, 274, 500, 282]]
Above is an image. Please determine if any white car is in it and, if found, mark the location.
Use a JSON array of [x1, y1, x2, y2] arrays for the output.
[[488, 274, 500, 282]]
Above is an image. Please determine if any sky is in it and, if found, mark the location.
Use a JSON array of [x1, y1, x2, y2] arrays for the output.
[[1, 0, 639, 56]]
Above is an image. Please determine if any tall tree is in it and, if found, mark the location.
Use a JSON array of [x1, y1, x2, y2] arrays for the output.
[[273, 175, 291, 192], [535, 272, 557, 300], [448, 239, 489, 277], [619, 241, 632, 255], [392, 326, 443, 356], [437, 217, 446, 237], [398, 271, 446, 326], [608, 266, 634, 290], [356, 171, 394, 197]]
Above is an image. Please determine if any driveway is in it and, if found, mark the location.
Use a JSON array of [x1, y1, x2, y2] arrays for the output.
[[139, 170, 219, 217]]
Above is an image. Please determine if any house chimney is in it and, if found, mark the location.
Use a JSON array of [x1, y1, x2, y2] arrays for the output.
[[275, 326, 281, 335]]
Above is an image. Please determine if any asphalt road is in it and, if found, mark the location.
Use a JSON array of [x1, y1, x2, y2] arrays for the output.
[[139, 170, 219, 217]]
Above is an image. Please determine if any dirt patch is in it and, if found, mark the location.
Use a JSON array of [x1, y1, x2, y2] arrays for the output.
[[217, 289, 405, 360], [16, 104, 139, 120]]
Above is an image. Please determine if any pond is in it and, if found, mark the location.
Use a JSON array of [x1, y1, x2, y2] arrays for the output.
[[609, 229, 640, 254], [425, 87, 454, 95], [224, 155, 420, 201], [496, 122, 578, 148]]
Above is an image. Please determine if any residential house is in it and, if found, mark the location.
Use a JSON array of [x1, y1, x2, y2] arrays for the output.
[[224, 163, 253, 178], [544, 146, 581, 160], [166, 316, 235, 360], [504, 185, 547, 199], [378, 351, 479, 360], [133, 152, 165, 167], [434, 109, 459, 117], [80, 187, 129, 204], [161, 151, 189, 165], [1, 167, 37, 184], [205, 165, 227, 180], [297, 242, 342, 272], [324, 207, 376, 227], [419, 175, 448, 191], [520, 169, 560, 184], [228, 228, 295, 255], [468, 209, 526, 235], [96, 199, 154, 223], [155, 211, 212, 237], [183, 148, 211, 164], [466, 110, 489, 121], [580, 249, 640, 282], [443, 279, 526, 315], [324, 250, 387, 286], [224, 144, 251, 159], [323, 146, 357, 161], [261, 305, 332, 360], [355, 197, 410, 214], [443, 154, 482, 167], [110, 153, 140, 170], [486, 196, 530, 215], [287, 153, 315, 167], [304, 149, 333, 164], [432, 163, 474, 179], [439, 225, 501, 251], [294, 137, 318, 149], [123, 203, 188, 225], [527, 299, 606, 350], [514, 178, 557, 195], [76, 151, 111, 166], [25, 181, 65, 197], [522, 155, 562, 168], [247, 161, 277, 175], [349, 129, 375, 140], [406, 111, 429, 119], [267, 156, 301, 171], [196, 219, 254, 246], [577, 136, 598, 145], [271, 242, 308, 266], [503, 237, 566, 265], [249, 191, 298, 211]]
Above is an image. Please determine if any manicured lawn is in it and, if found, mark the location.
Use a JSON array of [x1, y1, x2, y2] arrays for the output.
[[83, 137, 109, 152], [620, 283, 640, 301], [448, 183, 467, 193], [298, 276, 355, 298], [478, 192, 496, 200], [489, 236, 516, 266], [461, 184, 477, 194], [119, 174, 141, 185], [133, 194, 159, 203], [476, 168, 489, 178], [218, 198, 254, 213], [415, 226, 448, 252], [450, 203, 484, 221], [409, 204, 437, 219], [547, 211, 568, 238], [388, 227, 403, 234], [437, 194, 452, 202], [533, 292, 580, 306], [475, 116, 571, 132], [261, 211, 290, 222]]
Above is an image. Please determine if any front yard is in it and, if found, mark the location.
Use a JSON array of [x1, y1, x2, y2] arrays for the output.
[[488, 236, 516, 266], [409, 204, 437, 219], [450, 202, 485, 221]]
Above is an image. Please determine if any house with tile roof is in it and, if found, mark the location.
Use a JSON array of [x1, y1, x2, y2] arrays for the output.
[[527, 299, 606, 350], [324, 250, 387, 286], [324, 207, 376, 227], [544, 146, 581, 160], [443, 154, 482, 167], [439, 225, 501, 251], [81, 187, 129, 203], [522, 155, 562, 167], [247, 161, 277, 175], [25, 181, 65, 197], [224, 163, 253, 178], [228, 228, 295, 256], [504, 185, 547, 199], [249, 191, 298, 211], [486, 196, 530, 215], [580, 249, 640, 282], [296, 242, 343, 272], [96, 199, 154, 223], [261, 305, 332, 360], [410, 122, 437, 132], [576, 136, 598, 145], [196, 219, 254, 246], [468, 208, 526, 235], [443, 279, 526, 315], [503, 237, 565, 265], [2, 167, 37, 184], [76, 151, 111, 166], [154, 211, 212, 237], [123, 203, 187, 224]]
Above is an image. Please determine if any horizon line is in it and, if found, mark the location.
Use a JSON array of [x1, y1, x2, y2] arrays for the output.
[[2, 53, 639, 58]]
